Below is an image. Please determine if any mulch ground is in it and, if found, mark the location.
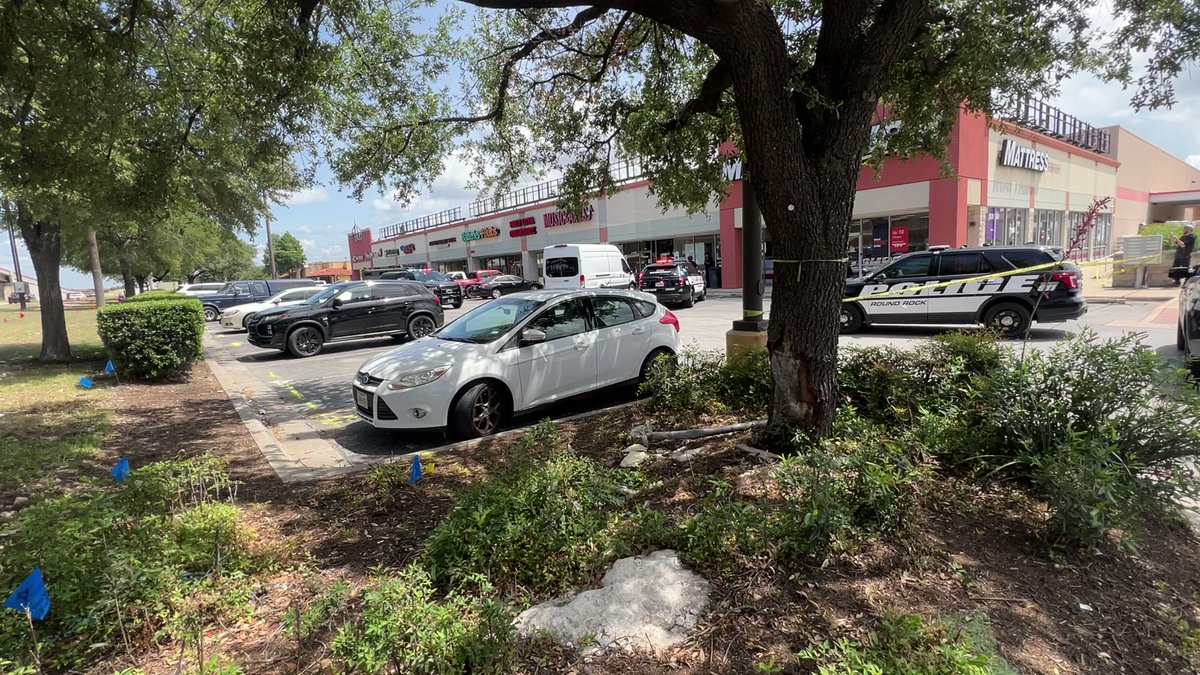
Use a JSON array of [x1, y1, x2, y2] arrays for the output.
[[80, 365, 1200, 674]]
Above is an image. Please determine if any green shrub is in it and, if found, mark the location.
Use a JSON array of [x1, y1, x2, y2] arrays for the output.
[[123, 290, 185, 303], [330, 567, 513, 674], [639, 346, 772, 415], [798, 612, 1015, 675], [0, 457, 257, 669], [422, 426, 634, 597], [97, 298, 205, 380], [1139, 223, 1187, 251], [839, 332, 1004, 425], [943, 331, 1200, 546]]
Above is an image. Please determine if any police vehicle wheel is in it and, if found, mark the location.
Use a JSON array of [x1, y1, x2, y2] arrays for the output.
[[682, 287, 695, 308], [452, 301, 462, 309], [698, 286, 707, 301], [839, 305, 864, 333], [1178, 321, 1187, 352], [983, 302, 1031, 338]]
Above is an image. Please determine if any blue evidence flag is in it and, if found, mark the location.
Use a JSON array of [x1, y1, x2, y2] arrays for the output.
[[4, 567, 50, 621], [409, 454, 424, 486], [111, 457, 131, 484], [104, 360, 116, 375], [78, 377, 94, 389]]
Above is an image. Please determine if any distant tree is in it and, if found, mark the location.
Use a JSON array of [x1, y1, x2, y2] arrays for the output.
[[268, 232, 308, 278], [204, 238, 261, 282]]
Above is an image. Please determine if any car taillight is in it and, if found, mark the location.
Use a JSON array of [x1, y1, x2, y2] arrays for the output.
[[679, 275, 688, 284], [1050, 271, 1078, 290], [660, 310, 680, 333], [638, 272, 643, 285], [580, 274, 586, 286], [433, 296, 441, 306]]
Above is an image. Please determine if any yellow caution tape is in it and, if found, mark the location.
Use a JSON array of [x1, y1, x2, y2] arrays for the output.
[[844, 254, 1159, 304]]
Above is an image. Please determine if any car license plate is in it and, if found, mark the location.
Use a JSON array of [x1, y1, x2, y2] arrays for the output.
[[354, 389, 369, 410], [655, 280, 665, 287]]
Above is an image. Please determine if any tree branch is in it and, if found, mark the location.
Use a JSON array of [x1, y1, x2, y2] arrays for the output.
[[387, 5, 610, 132], [524, 11, 633, 90], [660, 60, 731, 132]]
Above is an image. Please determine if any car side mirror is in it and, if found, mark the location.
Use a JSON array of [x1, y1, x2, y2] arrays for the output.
[[520, 328, 547, 346], [331, 298, 344, 309], [273, 299, 281, 305]]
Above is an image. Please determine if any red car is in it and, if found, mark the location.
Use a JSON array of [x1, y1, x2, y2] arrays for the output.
[[456, 270, 503, 298]]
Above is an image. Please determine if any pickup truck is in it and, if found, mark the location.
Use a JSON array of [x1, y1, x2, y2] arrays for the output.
[[200, 279, 316, 322], [455, 270, 502, 298]]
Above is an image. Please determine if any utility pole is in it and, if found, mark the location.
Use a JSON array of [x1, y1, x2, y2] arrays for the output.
[[4, 202, 27, 311], [725, 177, 768, 359], [265, 199, 278, 279], [87, 229, 106, 305]]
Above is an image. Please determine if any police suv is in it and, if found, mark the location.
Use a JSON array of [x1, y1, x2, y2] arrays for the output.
[[840, 245, 1086, 336]]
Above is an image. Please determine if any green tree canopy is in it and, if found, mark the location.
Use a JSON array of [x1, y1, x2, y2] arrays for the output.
[[316, 0, 1199, 437], [268, 232, 308, 277]]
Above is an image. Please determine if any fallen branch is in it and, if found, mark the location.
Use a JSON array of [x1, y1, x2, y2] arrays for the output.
[[736, 444, 781, 462], [646, 420, 766, 442]]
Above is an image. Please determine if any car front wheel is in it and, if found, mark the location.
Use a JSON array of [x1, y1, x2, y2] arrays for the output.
[[451, 382, 505, 438], [839, 304, 864, 333], [287, 326, 324, 358]]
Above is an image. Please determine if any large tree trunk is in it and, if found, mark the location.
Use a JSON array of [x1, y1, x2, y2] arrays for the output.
[[720, 5, 876, 438], [15, 204, 72, 362], [120, 258, 136, 297], [87, 228, 106, 306]]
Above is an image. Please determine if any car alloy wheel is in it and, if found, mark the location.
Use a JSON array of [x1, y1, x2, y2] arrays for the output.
[[471, 385, 502, 436], [289, 326, 323, 357], [408, 314, 436, 339], [983, 302, 1031, 338], [203, 306, 218, 322], [492, 288, 502, 299]]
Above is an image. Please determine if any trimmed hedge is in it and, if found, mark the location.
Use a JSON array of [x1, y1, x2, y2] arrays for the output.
[[123, 290, 187, 303], [97, 299, 205, 380]]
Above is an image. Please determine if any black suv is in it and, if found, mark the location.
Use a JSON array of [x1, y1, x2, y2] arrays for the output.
[[841, 245, 1086, 336], [246, 281, 444, 358], [379, 269, 463, 308]]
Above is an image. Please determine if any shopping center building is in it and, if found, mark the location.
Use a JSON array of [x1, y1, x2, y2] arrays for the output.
[[348, 99, 1200, 288]]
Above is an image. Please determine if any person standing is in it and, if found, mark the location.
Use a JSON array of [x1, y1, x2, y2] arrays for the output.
[[1171, 224, 1196, 286]]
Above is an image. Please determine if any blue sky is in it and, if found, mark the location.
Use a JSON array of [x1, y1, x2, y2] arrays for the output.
[[4, 15, 1200, 290]]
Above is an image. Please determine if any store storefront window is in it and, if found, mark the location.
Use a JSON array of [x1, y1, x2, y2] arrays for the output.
[[845, 214, 929, 277], [1065, 211, 1112, 260], [1032, 209, 1063, 247], [985, 207, 1028, 246], [477, 254, 524, 276], [435, 261, 468, 274]]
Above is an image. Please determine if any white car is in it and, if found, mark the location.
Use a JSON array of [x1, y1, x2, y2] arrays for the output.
[[177, 282, 225, 297], [219, 286, 325, 329], [352, 289, 681, 438]]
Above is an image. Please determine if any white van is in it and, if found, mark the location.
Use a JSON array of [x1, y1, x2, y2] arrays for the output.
[[543, 244, 635, 289]]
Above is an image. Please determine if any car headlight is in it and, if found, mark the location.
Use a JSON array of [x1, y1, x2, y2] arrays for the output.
[[260, 313, 287, 323], [385, 365, 451, 390], [224, 309, 241, 316]]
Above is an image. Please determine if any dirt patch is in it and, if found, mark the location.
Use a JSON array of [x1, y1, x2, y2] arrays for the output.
[[80, 371, 1200, 674]]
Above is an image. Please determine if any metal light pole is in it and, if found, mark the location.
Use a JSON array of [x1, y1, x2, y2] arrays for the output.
[[264, 198, 278, 279], [5, 203, 27, 311], [733, 177, 768, 332]]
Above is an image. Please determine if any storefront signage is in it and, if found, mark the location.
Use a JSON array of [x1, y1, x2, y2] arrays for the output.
[[509, 216, 537, 238], [384, 248, 400, 256], [400, 243, 416, 254], [429, 237, 456, 248], [543, 205, 595, 228], [998, 138, 1049, 172], [890, 226, 909, 254], [461, 226, 500, 242]]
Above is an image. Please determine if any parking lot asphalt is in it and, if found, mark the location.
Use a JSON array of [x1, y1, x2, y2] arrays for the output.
[[203, 294, 1178, 463]]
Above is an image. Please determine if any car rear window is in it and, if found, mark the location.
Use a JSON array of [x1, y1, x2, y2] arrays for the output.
[[996, 249, 1053, 270], [643, 265, 679, 276], [546, 257, 579, 277]]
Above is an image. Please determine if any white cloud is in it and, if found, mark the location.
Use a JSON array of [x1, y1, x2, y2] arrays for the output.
[[372, 198, 399, 212], [282, 188, 330, 206], [296, 224, 315, 234], [299, 238, 316, 251], [1188, 155, 1200, 170]]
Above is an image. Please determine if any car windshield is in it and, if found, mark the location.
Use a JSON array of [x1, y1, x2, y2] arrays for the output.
[[411, 270, 450, 283], [436, 298, 543, 344], [305, 285, 346, 305]]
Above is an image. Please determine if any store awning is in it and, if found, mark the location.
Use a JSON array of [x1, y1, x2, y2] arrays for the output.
[[1150, 189, 1200, 207], [306, 267, 354, 278]]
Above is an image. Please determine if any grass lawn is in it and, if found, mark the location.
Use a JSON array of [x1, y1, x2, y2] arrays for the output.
[[0, 303, 112, 499]]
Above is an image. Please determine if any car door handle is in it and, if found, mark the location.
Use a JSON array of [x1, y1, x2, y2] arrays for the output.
[[632, 326, 647, 335], [574, 341, 589, 351]]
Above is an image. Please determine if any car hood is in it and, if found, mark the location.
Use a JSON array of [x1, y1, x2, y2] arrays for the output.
[[357, 337, 488, 381], [254, 303, 314, 320]]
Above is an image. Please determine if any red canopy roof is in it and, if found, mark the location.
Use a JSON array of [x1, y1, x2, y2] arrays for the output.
[[306, 267, 353, 278]]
